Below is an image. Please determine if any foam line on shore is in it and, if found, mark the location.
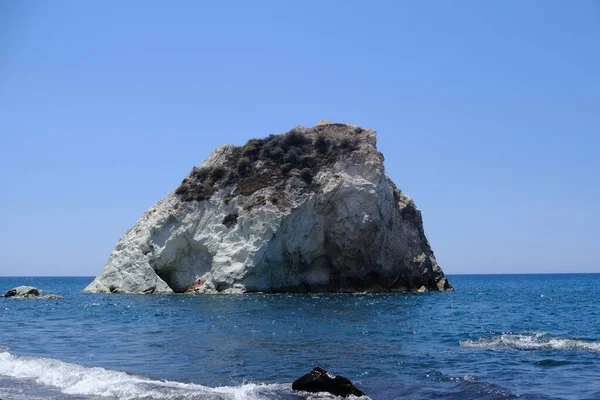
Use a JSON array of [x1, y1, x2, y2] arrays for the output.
[[0, 351, 301, 399]]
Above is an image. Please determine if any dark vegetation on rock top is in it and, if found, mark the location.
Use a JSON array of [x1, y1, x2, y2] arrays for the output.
[[175, 125, 363, 202]]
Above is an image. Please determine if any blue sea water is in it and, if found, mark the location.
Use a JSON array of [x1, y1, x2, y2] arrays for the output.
[[0, 274, 599, 400]]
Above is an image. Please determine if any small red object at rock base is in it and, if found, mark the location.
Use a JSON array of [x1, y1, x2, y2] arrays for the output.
[[185, 280, 205, 293]]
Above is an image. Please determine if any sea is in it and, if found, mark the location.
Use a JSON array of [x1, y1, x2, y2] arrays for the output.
[[0, 274, 598, 400]]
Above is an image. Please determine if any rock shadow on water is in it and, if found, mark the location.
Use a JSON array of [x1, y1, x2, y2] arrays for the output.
[[534, 359, 575, 368], [422, 370, 519, 400]]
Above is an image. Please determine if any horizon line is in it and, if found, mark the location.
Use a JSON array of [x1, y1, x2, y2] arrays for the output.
[[1, 272, 599, 278]]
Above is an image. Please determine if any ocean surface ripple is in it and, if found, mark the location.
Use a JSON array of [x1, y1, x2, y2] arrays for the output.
[[0, 274, 599, 400]]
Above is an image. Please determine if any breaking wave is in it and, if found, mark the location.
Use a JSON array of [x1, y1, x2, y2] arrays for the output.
[[0, 351, 363, 399], [460, 332, 600, 352]]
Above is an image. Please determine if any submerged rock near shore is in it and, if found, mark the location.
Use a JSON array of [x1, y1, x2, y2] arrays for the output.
[[84, 121, 451, 294], [293, 366, 365, 397]]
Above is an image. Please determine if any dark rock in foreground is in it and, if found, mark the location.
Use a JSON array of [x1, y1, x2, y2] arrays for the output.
[[292, 366, 365, 398]]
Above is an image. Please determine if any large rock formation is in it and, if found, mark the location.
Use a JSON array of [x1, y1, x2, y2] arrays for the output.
[[84, 121, 451, 294]]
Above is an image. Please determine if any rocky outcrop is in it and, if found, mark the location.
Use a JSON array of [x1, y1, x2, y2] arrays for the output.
[[84, 121, 451, 294], [3, 286, 40, 298], [3, 286, 62, 299], [292, 366, 365, 398]]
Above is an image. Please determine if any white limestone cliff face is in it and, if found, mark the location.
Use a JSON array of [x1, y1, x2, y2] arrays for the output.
[[84, 122, 451, 294]]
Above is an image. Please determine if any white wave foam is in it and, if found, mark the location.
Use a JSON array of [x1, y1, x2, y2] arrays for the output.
[[0, 351, 296, 399], [460, 332, 600, 352]]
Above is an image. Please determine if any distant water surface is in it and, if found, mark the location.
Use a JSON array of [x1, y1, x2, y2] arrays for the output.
[[0, 274, 599, 400]]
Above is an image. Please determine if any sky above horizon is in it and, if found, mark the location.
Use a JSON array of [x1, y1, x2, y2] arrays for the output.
[[1, 1, 599, 276]]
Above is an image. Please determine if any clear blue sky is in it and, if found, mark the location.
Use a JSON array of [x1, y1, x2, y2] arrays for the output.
[[1, 1, 599, 276]]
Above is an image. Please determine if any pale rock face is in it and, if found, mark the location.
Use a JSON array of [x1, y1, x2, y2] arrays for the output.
[[84, 122, 451, 294]]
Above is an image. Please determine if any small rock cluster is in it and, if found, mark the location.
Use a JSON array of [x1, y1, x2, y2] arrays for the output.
[[3, 286, 62, 299]]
